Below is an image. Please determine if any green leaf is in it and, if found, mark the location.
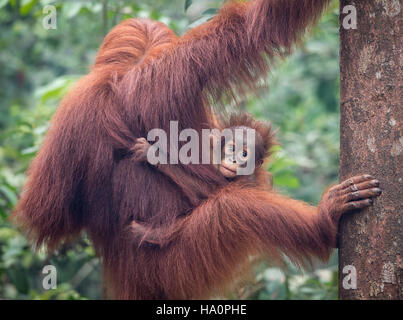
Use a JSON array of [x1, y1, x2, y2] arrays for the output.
[[63, 3, 83, 19], [21, 145, 39, 157], [34, 76, 78, 103], [0, 227, 19, 239], [0, 184, 18, 207], [274, 173, 300, 189], [188, 15, 212, 29], [0, 207, 7, 220], [185, 0, 192, 11], [202, 8, 218, 16], [6, 268, 30, 294], [0, 0, 8, 9], [20, 0, 37, 16]]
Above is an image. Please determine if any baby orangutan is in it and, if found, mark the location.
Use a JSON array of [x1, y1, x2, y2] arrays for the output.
[[133, 127, 270, 180], [130, 114, 275, 246], [133, 114, 274, 199]]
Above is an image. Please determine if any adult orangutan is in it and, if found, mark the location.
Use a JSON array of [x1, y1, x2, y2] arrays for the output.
[[13, 0, 382, 299]]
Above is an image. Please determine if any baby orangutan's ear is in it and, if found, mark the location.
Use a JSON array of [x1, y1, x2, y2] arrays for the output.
[[257, 159, 264, 167]]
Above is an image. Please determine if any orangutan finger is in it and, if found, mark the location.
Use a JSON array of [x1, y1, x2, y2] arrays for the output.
[[345, 188, 382, 201], [136, 137, 147, 143], [340, 179, 380, 196], [338, 175, 374, 192], [133, 144, 147, 153], [342, 198, 374, 212], [354, 179, 379, 190]]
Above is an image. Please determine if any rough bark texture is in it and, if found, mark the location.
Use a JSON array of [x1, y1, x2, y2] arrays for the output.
[[339, 0, 402, 299]]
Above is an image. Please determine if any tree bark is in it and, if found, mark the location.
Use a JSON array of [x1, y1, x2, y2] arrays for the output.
[[339, 0, 402, 299]]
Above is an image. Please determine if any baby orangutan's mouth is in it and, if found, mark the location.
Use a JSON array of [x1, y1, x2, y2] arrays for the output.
[[221, 165, 238, 176]]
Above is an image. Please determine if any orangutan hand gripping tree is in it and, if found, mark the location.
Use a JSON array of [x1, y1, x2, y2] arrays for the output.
[[13, 0, 382, 299]]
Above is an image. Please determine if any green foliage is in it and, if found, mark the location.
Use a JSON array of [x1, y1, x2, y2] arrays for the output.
[[185, 0, 193, 11], [0, 0, 339, 300]]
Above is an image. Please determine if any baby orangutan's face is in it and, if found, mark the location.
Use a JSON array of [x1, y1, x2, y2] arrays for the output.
[[219, 140, 251, 178]]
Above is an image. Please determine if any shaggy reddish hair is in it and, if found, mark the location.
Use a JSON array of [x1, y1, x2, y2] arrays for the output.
[[13, 0, 335, 299]]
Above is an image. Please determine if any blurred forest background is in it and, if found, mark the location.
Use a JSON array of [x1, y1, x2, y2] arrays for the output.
[[0, 0, 340, 299]]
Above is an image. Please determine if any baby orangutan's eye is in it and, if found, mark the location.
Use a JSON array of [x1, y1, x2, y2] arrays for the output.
[[225, 143, 235, 155], [237, 149, 249, 163]]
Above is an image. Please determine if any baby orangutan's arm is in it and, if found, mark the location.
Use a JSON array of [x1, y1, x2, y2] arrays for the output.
[[132, 138, 225, 207]]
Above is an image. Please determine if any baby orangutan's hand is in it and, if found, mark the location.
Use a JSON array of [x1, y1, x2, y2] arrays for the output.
[[319, 174, 382, 224], [131, 138, 151, 162]]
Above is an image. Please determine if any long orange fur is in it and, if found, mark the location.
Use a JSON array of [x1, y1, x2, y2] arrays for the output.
[[13, 0, 336, 299]]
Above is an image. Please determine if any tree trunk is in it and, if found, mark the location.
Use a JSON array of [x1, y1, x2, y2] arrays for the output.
[[339, 0, 402, 300]]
